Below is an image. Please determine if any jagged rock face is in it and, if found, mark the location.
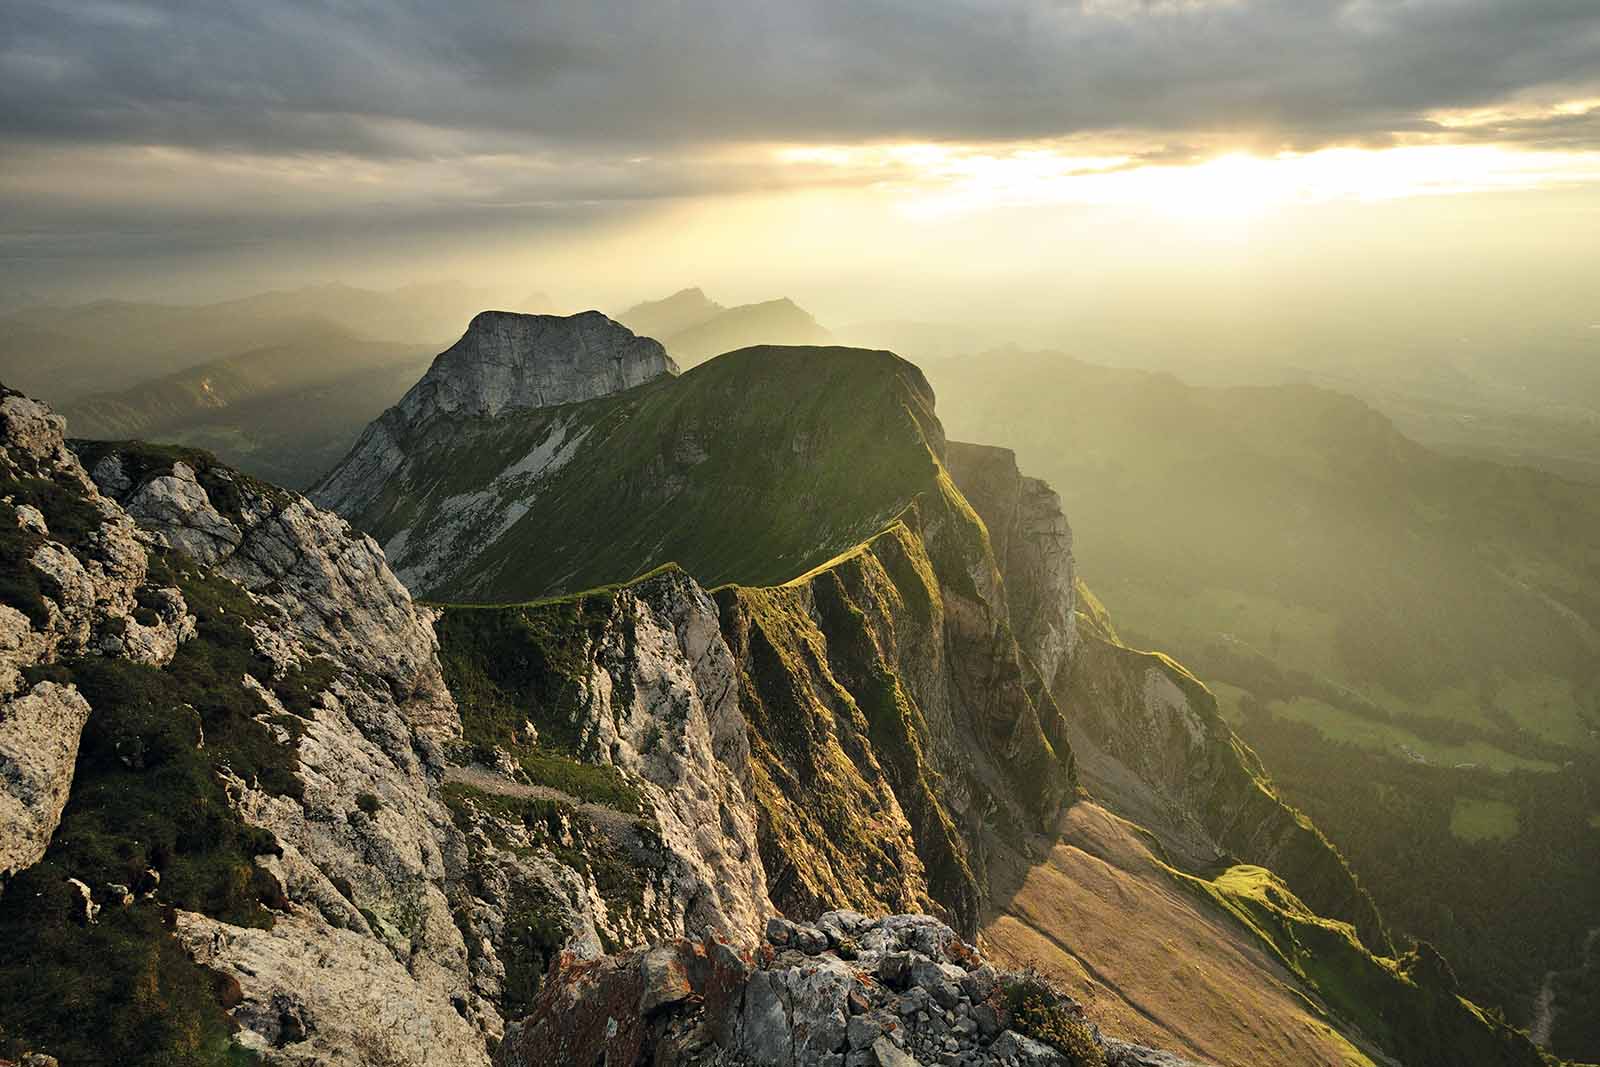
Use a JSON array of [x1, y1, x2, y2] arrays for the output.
[[399, 310, 677, 422], [437, 570, 773, 1012], [0, 391, 194, 879], [0, 681, 90, 878], [497, 909, 1204, 1067], [715, 499, 1076, 940], [944, 442, 1077, 688], [72, 440, 497, 1063]]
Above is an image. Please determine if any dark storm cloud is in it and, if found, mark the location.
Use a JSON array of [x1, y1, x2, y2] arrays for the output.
[[2, 0, 1599, 158]]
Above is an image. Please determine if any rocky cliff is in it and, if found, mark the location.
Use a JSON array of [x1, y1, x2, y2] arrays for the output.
[[312, 310, 676, 527], [0, 391, 768, 1067]]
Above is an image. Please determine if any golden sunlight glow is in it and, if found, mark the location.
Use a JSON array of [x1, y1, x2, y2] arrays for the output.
[[772, 141, 1600, 225], [1427, 96, 1600, 130]]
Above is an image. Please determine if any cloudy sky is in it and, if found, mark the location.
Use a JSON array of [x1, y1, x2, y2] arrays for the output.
[[3, 0, 1600, 315]]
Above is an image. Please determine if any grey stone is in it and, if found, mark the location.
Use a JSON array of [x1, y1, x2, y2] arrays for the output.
[[849, 1013, 886, 1049], [872, 1035, 924, 1067], [639, 945, 693, 1015]]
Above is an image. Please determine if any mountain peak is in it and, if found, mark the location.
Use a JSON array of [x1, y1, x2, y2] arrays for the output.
[[397, 310, 677, 422]]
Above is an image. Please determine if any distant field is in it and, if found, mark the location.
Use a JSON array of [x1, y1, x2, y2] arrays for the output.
[[1450, 797, 1520, 842], [1270, 696, 1561, 774]]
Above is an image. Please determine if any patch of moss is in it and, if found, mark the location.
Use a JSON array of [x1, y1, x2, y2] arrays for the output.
[[518, 749, 641, 814], [0, 470, 105, 548], [0, 885, 261, 1067], [436, 596, 615, 756], [271, 656, 339, 719], [499, 882, 571, 1018], [434, 597, 644, 815]]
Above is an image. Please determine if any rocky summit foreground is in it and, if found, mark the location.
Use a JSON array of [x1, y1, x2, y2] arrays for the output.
[[503, 911, 1198, 1067]]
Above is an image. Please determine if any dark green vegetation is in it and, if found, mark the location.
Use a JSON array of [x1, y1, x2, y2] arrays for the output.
[[435, 598, 644, 812], [1240, 704, 1600, 1060], [0, 551, 336, 1065], [349, 345, 948, 602], [927, 349, 1600, 1044], [0, 469, 104, 626]]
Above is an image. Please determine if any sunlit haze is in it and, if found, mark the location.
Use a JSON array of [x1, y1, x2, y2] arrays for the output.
[[4, 0, 1599, 343]]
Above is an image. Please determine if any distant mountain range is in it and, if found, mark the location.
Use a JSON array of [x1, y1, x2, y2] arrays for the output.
[[60, 325, 436, 489], [617, 287, 830, 366], [0, 282, 515, 404]]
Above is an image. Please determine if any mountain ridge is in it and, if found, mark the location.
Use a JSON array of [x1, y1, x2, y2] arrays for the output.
[[0, 316, 1552, 1066]]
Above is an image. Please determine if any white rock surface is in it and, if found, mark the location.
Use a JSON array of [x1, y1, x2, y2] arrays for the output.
[[314, 310, 674, 555], [0, 681, 92, 878], [176, 910, 492, 1067], [398, 310, 677, 422]]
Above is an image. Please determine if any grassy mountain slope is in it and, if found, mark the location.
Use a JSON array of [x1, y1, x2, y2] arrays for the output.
[[335, 345, 948, 602], [926, 348, 1600, 1046]]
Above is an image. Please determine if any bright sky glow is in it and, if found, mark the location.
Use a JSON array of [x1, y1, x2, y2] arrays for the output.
[[774, 142, 1600, 224]]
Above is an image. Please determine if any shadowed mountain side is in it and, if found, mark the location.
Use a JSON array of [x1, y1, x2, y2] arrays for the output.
[[0, 282, 499, 405], [61, 326, 434, 488], [925, 348, 1600, 1036], [658, 298, 831, 368]]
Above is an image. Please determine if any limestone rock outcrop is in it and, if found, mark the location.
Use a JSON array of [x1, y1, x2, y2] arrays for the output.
[[497, 909, 1207, 1067], [0, 681, 91, 878], [399, 310, 677, 422], [314, 311, 675, 522], [438, 569, 773, 1018], [0, 389, 194, 879]]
